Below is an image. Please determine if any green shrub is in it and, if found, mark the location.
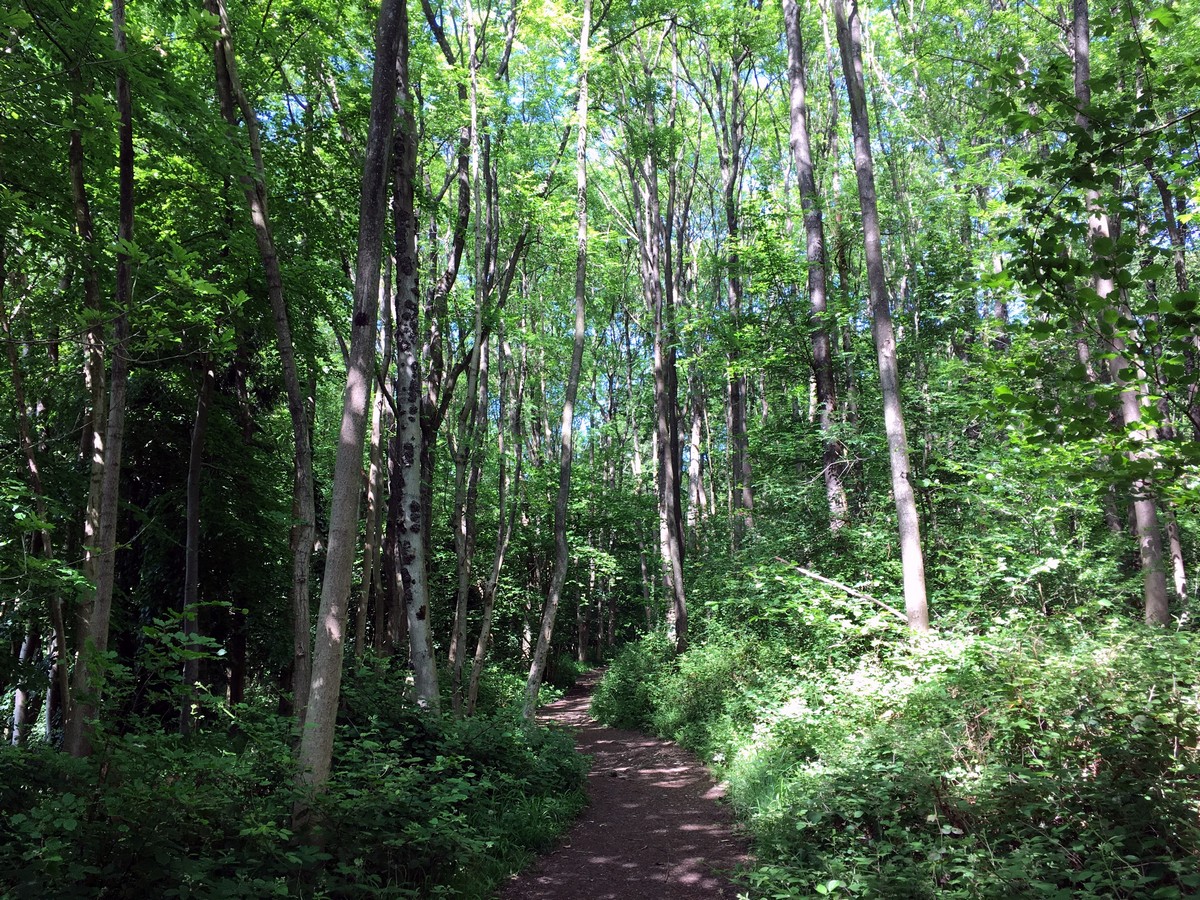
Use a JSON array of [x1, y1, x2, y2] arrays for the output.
[[590, 632, 673, 729], [0, 661, 587, 899], [604, 618, 1200, 900], [545, 652, 591, 690]]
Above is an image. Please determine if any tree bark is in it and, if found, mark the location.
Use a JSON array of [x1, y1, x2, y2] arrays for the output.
[[356, 268, 392, 659], [834, 0, 929, 631], [448, 333, 485, 714], [390, 0, 440, 709], [785, 0, 850, 532], [296, 0, 403, 799], [65, 0, 134, 755], [524, 0, 591, 719], [1071, 0, 1168, 624]]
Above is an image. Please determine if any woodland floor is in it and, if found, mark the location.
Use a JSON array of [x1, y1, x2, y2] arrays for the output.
[[496, 670, 752, 899]]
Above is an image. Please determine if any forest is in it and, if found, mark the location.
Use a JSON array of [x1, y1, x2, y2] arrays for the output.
[[0, 0, 1198, 894]]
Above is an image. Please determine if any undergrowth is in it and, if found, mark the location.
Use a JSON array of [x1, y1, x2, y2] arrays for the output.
[[0, 660, 586, 898], [594, 613, 1200, 899]]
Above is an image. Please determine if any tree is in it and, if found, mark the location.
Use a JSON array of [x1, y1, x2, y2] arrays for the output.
[[202, 0, 319, 725], [388, 0, 440, 709], [296, 0, 404, 798], [179, 361, 215, 736], [784, 0, 850, 532], [524, 0, 593, 719], [65, 0, 134, 756], [1070, 0, 1169, 625], [833, 0, 928, 631]]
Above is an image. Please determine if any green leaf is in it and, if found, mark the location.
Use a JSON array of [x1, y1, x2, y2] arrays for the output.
[[0, 10, 33, 28], [1147, 5, 1179, 30]]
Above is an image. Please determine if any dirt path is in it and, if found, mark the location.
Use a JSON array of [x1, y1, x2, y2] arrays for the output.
[[497, 670, 752, 899]]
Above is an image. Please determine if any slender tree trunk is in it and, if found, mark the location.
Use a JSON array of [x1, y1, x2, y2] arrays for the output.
[[67, 85, 105, 746], [834, 0, 928, 631], [11, 627, 39, 746], [523, 0, 591, 719], [467, 329, 525, 714], [362, 260, 391, 657], [1071, 0, 1168, 624], [623, 320, 657, 627], [686, 371, 706, 548], [65, 0, 135, 755], [706, 47, 754, 541], [624, 47, 688, 651], [786, 0, 850, 531], [447, 8, 489, 715], [69, 88, 107, 613], [204, 0, 318, 724], [295, 0, 403, 800], [448, 335, 485, 714], [179, 362, 215, 737]]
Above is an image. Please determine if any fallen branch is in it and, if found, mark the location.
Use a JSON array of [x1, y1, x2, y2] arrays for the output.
[[773, 558, 907, 623]]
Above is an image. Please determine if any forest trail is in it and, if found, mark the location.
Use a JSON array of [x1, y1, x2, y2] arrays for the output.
[[497, 670, 751, 899]]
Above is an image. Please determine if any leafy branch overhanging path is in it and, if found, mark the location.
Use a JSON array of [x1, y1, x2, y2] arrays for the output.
[[498, 670, 751, 899]]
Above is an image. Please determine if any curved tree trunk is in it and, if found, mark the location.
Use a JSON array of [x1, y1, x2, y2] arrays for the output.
[[834, 0, 929, 631], [203, 0, 318, 725]]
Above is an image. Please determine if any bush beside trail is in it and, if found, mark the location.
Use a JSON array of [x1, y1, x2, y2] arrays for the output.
[[0, 661, 586, 899], [594, 618, 1200, 899]]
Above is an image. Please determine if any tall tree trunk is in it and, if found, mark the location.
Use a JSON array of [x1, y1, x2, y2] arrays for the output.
[[785, 0, 850, 532], [623, 38, 688, 652], [834, 0, 929, 631], [67, 84, 104, 747], [203, 0, 318, 725], [704, 44, 754, 541], [68, 84, 107, 618], [179, 362, 215, 737], [448, 6, 489, 716], [686, 370, 707, 548], [391, 1, 440, 709], [523, 0, 591, 719], [65, 0, 134, 755], [1071, 0, 1168, 624], [295, 0, 403, 800]]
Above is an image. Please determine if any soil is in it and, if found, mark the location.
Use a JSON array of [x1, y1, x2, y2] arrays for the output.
[[496, 670, 752, 899]]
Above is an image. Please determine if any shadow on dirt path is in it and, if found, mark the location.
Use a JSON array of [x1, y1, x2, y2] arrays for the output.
[[496, 670, 752, 899]]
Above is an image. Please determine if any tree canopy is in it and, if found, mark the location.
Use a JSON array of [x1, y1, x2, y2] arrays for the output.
[[1, 0, 1198, 893]]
